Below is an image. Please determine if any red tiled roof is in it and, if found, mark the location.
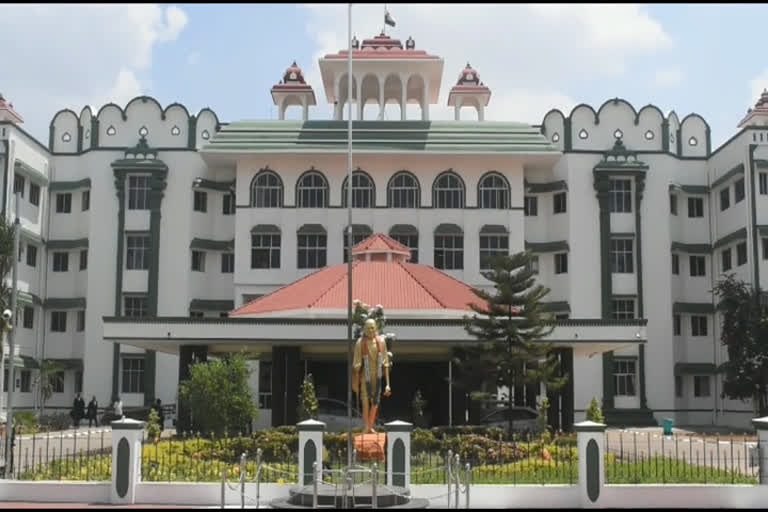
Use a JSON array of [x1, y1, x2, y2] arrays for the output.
[[230, 233, 487, 316]]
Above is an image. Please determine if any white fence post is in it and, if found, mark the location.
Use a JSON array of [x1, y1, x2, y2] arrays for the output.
[[385, 420, 413, 491], [110, 418, 145, 505], [297, 419, 325, 486], [575, 420, 606, 508], [752, 416, 768, 484]]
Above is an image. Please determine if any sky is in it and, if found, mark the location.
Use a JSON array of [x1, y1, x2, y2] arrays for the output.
[[2, 3, 768, 149]]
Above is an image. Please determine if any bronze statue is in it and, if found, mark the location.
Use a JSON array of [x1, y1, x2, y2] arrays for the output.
[[352, 318, 391, 433]]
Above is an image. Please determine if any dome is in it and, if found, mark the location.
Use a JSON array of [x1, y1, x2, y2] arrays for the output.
[[457, 63, 480, 86], [282, 61, 306, 84]]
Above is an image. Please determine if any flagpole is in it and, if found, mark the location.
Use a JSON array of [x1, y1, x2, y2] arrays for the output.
[[346, 1, 354, 470]]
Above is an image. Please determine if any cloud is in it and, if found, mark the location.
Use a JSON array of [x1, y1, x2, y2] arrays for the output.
[[654, 69, 683, 88], [0, 4, 188, 142], [301, 3, 671, 124]]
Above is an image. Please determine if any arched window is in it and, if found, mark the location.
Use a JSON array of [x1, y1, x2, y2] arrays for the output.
[[432, 171, 465, 209], [389, 224, 419, 263], [250, 170, 283, 207], [341, 171, 375, 208], [296, 170, 329, 208], [478, 172, 509, 209], [388, 171, 420, 208]]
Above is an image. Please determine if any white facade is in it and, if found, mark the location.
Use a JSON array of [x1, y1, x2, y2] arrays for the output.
[[1, 44, 767, 429]]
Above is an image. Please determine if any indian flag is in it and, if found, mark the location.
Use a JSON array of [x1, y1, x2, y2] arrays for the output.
[[385, 10, 396, 27]]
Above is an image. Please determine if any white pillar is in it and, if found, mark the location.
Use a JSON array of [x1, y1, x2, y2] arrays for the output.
[[297, 419, 325, 486], [421, 78, 430, 121], [400, 77, 407, 121], [478, 105, 485, 122], [302, 97, 308, 121], [752, 417, 768, 484], [385, 420, 412, 491], [454, 105, 460, 121], [378, 78, 385, 120], [110, 418, 145, 505], [575, 420, 606, 508], [356, 76, 363, 121], [277, 98, 285, 121]]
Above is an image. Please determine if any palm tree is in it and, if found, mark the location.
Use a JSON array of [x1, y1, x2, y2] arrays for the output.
[[35, 360, 63, 416]]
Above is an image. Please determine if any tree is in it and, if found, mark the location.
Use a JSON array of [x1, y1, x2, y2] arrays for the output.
[[0, 215, 15, 312], [297, 373, 319, 421], [461, 251, 567, 434], [351, 301, 397, 352], [178, 352, 258, 435], [585, 397, 605, 424], [713, 274, 768, 416], [35, 360, 64, 416]]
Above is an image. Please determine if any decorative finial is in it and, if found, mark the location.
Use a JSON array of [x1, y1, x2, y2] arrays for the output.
[[292, 61, 297, 67]]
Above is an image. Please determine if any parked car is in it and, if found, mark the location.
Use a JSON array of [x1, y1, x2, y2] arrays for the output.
[[478, 406, 542, 433], [316, 398, 385, 432]]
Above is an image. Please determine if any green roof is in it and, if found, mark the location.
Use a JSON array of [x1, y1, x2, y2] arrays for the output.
[[201, 121, 560, 155]]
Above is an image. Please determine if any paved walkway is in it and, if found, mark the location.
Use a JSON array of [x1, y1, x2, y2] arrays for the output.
[[0, 503, 206, 508]]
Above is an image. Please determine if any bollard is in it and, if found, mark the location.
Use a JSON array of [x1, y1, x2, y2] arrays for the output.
[[372, 462, 378, 509], [575, 420, 607, 508], [465, 463, 471, 509], [312, 461, 318, 509], [240, 452, 246, 509], [297, 420, 325, 486], [110, 418, 145, 505], [221, 468, 227, 508], [752, 417, 768, 485], [454, 454, 460, 509], [256, 448, 262, 509]]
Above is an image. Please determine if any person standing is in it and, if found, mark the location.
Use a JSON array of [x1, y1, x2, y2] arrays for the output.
[[72, 393, 85, 428], [87, 396, 98, 428]]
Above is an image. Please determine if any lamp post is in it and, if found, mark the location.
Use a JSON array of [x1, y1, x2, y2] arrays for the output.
[[346, 1, 355, 469]]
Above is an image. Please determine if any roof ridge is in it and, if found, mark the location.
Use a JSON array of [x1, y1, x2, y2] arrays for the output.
[[397, 261, 450, 308], [311, 261, 359, 308], [230, 265, 334, 315]]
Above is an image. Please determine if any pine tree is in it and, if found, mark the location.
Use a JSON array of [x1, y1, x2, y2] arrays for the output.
[[297, 373, 319, 421], [585, 397, 605, 424], [461, 251, 567, 434]]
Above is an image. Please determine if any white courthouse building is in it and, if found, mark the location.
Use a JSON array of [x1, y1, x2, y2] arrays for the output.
[[1, 32, 765, 430]]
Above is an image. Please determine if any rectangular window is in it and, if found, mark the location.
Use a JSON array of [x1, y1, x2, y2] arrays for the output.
[[128, 175, 150, 210], [675, 376, 683, 398], [26, 245, 37, 267], [670, 194, 678, 215], [125, 235, 150, 270], [688, 197, 703, 218], [121, 357, 145, 394], [390, 234, 418, 264], [694, 375, 711, 397], [526, 255, 539, 275], [720, 187, 730, 211], [689, 255, 706, 277], [193, 190, 208, 212], [77, 310, 85, 332], [51, 311, 67, 332], [190, 311, 204, 318], [524, 196, 538, 216], [673, 314, 681, 336], [50, 371, 65, 394], [479, 235, 509, 270], [553, 192, 567, 214], [760, 172, 768, 195], [609, 179, 632, 213], [554, 252, 568, 274], [734, 178, 745, 203], [221, 253, 235, 273], [80, 249, 88, 271], [721, 248, 732, 272], [609, 238, 634, 273], [223, 192, 235, 215], [691, 315, 708, 336], [82, 190, 90, 211], [53, 252, 69, 272], [56, 193, 72, 213], [75, 371, 83, 394], [737, 242, 748, 266], [124, 296, 148, 317], [613, 359, 637, 396], [672, 253, 679, 275], [297, 234, 327, 269], [23, 306, 33, 329], [611, 299, 635, 320], [20, 370, 31, 393], [29, 183, 40, 207], [251, 234, 281, 269], [191, 250, 206, 272], [13, 173, 25, 197], [434, 234, 464, 270]]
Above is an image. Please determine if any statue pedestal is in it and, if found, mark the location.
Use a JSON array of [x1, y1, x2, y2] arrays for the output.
[[353, 432, 386, 462]]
